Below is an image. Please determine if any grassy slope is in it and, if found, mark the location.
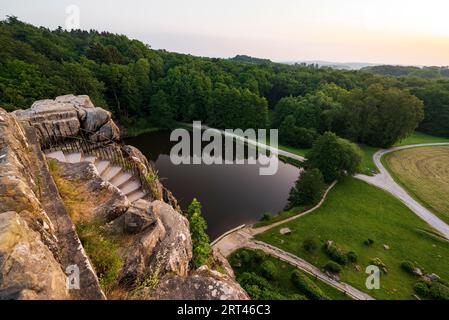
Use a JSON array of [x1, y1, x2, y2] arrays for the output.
[[230, 249, 350, 300], [384, 146, 449, 225], [255, 178, 449, 300]]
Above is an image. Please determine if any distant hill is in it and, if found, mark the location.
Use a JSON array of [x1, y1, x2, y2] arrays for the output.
[[230, 55, 272, 65], [282, 60, 379, 70], [362, 65, 449, 79]]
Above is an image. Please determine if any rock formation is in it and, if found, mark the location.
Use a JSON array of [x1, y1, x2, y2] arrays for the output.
[[13, 95, 120, 144], [0, 95, 248, 300]]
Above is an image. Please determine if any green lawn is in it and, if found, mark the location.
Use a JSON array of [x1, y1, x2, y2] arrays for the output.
[[359, 144, 380, 175], [395, 132, 449, 147], [255, 178, 449, 300], [230, 248, 351, 300]]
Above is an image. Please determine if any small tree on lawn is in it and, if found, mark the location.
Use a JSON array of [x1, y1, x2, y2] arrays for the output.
[[188, 198, 212, 268], [288, 168, 326, 208]]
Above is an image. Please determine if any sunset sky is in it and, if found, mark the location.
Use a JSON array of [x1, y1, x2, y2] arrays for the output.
[[1, 0, 448, 66]]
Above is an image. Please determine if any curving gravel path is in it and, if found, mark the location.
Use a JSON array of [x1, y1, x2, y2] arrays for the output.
[[355, 143, 449, 240]]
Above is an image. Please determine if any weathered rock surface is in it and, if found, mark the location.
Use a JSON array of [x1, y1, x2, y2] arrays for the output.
[[123, 200, 156, 234], [55, 161, 130, 222], [0, 108, 105, 300], [14, 95, 119, 144], [154, 266, 249, 300], [151, 201, 192, 277], [0, 211, 69, 300]]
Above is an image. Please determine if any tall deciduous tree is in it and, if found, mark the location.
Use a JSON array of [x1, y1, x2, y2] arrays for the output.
[[306, 132, 362, 182]]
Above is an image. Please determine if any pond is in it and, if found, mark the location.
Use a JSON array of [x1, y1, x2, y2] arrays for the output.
[[126, 130, 301, 240]]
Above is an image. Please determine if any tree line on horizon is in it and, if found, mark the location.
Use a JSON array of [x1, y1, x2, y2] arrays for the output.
[[1, 17, 449, 149]]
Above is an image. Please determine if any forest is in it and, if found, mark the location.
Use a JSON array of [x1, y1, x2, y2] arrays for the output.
[[1, 17, 449, 149]]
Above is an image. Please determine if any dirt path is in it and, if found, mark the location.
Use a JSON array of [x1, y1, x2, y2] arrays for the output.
[[355, 143, 449, 240]]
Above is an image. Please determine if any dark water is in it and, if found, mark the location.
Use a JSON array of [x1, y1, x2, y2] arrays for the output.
[[126, 131, 301, 240]]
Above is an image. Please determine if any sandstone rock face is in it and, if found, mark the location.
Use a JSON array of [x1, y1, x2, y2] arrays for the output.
[[14, 95, 119, 144], [154, 266, 249, 300], [0, 108, 105, 300], [0, 211, 69, 300], [151, 201, 192, 277]]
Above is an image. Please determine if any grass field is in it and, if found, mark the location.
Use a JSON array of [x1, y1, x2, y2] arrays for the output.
[[230, 248, 351, 300], [358, 132, 449, 176], [384, 146, 449, 225], [255, 178, 449, 300], [395, 132, 449, 147]]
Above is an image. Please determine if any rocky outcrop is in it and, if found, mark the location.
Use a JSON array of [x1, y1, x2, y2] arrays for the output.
[[1, 95, 249, 300], [14, 95, 119, 144], [55, 161, 131, 222], [0, 108, 105, 300], [0, 212, 69, 300], [151, 201, 192, 277], [154, 266, 249, 300], [53, 162, 192, 286]]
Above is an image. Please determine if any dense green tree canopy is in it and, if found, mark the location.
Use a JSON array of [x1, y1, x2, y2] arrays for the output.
[[0, 17, 447, 146]]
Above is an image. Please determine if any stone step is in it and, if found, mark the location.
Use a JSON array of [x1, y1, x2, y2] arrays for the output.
[[110, 171, 133, 188], [102, 166, 122, 182], [121, 180, 141, 195], [127, 190, 147, 203], [95, 160, 110, 176], [83, 155, 97, 163], [46, 149, 146, 203], [46, 151, 66, 162], [65, 152, 82, 164]]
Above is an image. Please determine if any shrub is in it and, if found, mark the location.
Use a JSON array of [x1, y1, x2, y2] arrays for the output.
[[260, 212, 273, 222], [324, 242, 348, 265], [370, 258, 388, 274], [188, 198, 212, 267], [261, 261, 277, 280], [429, 282, 449, 300], [238, 250, 251, 265], [364, 239, 375, 246], [291, 270, 328, 300], [252, 250, 266, 264], [288, 169, 326, 207], [303, 236, 319, 253], [401, 261, 416, 274], [347, 251, 358, 263], [324, 261, 342, 274], [414, 281, 430, 297]]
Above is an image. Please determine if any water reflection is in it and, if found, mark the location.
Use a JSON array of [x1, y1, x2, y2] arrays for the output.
[[126, 131, 300, 240]]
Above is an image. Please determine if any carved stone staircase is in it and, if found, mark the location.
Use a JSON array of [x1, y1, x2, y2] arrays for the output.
[[45, 150, 146, 203]]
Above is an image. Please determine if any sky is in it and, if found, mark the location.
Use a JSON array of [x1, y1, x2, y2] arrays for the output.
[[1, 0, 449, 66]]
